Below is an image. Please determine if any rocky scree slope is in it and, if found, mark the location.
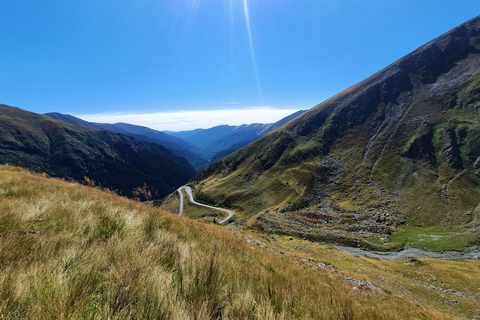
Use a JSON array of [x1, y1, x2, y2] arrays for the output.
[[193, 16, 480, 250], [0, 105, 196, 199]]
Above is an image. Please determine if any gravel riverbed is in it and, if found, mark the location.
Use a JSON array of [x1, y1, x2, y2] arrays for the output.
[[331, 245, 480, 261]]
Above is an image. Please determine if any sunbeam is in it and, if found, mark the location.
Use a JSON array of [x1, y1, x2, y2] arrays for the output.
[[242, 0, 264, 105]]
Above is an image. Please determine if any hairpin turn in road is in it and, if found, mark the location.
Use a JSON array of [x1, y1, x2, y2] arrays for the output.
[[177, 186, 234, 224]]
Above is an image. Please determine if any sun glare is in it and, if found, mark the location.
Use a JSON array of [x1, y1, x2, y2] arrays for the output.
[[242, 0, 264, 104]]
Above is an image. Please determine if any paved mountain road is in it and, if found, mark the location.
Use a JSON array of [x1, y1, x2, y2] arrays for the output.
[[177, 186, 234, 224]]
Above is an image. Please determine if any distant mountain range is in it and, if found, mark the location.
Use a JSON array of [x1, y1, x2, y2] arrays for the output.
[[192, 16, 480, 250], [0, 105, 196, 199], [165, 110, 305, 162], [44, 112, 210, 171], [46, 110, 306, 170]]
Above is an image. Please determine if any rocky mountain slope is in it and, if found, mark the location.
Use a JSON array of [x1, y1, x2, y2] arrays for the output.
[[192, 16, 480, 250], [0, 105, 196, 199]]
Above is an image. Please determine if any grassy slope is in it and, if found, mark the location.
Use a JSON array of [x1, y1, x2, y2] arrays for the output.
[[0, 165, 461, 319]]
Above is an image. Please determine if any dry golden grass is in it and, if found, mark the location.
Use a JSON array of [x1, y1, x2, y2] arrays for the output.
[[0, 165, 458, 319]]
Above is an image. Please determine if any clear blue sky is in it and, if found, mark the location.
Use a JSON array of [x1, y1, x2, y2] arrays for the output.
[[1, 1, 479, 130]]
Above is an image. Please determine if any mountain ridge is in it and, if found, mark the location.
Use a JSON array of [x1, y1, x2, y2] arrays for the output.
[[45, 112, 210, 171], [191, 16, 480, 251]]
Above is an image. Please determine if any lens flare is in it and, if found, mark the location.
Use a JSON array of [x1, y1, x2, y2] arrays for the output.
[[242, 0, 264, 104]]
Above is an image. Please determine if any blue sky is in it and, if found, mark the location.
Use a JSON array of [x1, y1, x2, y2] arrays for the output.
[[1, 1, 479, 130]]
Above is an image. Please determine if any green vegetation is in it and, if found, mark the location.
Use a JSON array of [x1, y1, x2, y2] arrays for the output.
[[194, 158, 321, 221], [390, 226, 480, 252]]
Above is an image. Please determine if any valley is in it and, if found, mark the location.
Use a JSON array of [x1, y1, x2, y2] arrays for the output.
[[1, 11, 480, 320]]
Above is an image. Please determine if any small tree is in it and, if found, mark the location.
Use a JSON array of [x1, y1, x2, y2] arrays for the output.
[[132, 183, 159, 202]]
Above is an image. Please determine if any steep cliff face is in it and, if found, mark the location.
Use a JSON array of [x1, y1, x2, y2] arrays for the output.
[[193, 16, 480, 249]]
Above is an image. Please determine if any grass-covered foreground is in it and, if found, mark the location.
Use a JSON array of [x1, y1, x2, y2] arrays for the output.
[[0, 165, 465, 319]]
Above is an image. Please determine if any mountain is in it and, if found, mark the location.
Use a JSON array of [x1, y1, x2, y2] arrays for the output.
[[45, 112, 210, 170], [46, 110, 306, 169], [0, 105, 196, 199], [166, 110, 306, 159], [192, 16, 480, 251]]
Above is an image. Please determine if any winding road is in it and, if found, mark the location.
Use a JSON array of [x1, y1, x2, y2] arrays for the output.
[[177, 186, 234, 224]]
